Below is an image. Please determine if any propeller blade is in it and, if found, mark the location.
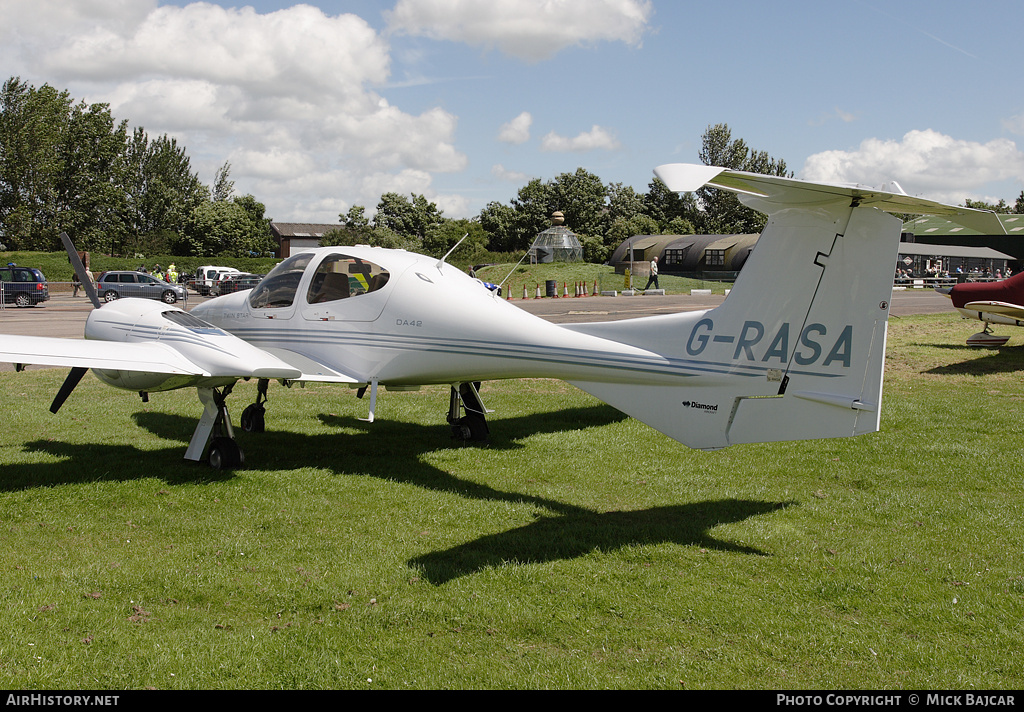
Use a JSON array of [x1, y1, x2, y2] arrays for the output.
[[50, 367, 88, 413], [59, 232, 101, 309]]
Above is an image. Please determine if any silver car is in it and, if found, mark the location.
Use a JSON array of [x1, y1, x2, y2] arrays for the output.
[[94, 271, 188, 304]]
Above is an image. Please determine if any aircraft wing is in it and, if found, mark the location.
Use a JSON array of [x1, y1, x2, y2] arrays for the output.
[[259, 347, 363, 383], [963, 301, 1024, 320], [0, 335, 212, 375], [0, 334, 301, 380]]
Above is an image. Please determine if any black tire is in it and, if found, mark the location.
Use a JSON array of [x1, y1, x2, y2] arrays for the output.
[[161, 290, 177, 304], [103, 290, 119, 302], [208, 437, 244, 470], [240, 404, 266, 433], [14, 293, 32, 307]]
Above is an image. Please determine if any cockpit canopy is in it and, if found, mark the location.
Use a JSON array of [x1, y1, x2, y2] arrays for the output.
[[248, 252, 390, 310]]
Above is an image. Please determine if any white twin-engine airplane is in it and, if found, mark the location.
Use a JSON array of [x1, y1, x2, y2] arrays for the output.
[[0, 164, 1003, 469]]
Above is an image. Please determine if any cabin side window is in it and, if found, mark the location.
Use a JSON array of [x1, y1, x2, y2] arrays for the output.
[[306, 254, 390, 304], [248, 253, 314, 309]]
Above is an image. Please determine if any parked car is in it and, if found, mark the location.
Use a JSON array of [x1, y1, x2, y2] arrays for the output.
[[0, 264, 49, 306], [194, 265, 241, 295], [211, 273, 263, 296], [94, 271, 188, 304]]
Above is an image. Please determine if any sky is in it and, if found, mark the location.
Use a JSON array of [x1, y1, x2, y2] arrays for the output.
[[2, 0, 1023, 226]]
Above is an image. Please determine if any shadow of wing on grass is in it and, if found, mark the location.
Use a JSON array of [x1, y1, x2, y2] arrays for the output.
[[233, 403, 625, 518], [923, 345, 1024, 376], [7, 404, 623, 520], [0, 439, 235, 492], [410, 499, 794, 585]]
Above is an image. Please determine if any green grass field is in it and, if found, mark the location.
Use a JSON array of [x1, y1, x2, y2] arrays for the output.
[[1, 312, 1022, 689]]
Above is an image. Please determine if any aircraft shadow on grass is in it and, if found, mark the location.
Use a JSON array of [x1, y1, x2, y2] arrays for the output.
[[7, 403, 792, 584], [919, 343, 1024, 377]]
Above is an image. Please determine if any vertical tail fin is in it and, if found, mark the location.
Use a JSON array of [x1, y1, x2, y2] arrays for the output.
[[568, 165, 1000, 450]]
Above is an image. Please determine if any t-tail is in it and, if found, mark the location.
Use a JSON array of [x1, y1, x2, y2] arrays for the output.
[[565, 164, 1004, 450]]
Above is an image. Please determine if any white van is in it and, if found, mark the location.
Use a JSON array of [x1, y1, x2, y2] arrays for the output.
[[195, 265, 241, 295]]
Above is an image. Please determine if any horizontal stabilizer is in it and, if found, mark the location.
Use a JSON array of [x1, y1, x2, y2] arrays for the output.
[[655, 164, 1007, 234]]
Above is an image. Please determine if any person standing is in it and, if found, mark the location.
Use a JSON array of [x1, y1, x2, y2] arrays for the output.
[[644, 256, 659, 290]]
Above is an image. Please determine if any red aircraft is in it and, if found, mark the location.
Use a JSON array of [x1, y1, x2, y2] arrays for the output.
[[939, 271, 1024, 346]]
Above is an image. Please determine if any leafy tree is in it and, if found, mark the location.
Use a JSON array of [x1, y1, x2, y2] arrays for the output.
[[481, 171, 608, 255], [477, 200, 521, 252], [342, 205, 369, 230], [54, 100, 130, 252], [0, 76, 208, 254], [231, 194, 275, 256], [549, 168, 608, 238], [121, 129, 207, 254], [964, 197, 1011, 213], [605, 213, 661, 249], [373, 192, 445, 242], [212, 161, 234, 202], [0, 78, 74, 249], [695, 123, 790, 234], [320, 205, 419, 251], [423, 218, 488, 259], [644, 176, 696, 232], [506, 178, 556, 250], [606, 182, 646, 224], [181, 194, 275, 257]]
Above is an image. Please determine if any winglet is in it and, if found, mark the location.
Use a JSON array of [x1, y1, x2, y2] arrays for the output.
[[654, 164, 727, 194]]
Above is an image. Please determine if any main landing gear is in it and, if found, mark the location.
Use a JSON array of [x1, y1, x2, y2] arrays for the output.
[[447, 382, 490, 445], [185, 384, 245, 469], [184, 379, 271, 469]]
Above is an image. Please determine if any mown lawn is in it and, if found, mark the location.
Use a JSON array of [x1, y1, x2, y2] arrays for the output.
[[0, 312, 1022, 689]]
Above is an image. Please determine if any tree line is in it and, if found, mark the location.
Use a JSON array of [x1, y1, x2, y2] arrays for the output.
[[324, 123, 791, 263], [0, 77, 275, 257], [6, 75, 864, 262]]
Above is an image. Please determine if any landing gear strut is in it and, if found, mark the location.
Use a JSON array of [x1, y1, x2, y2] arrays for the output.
[[185, 383, 245, 469], [448, 382, 490, 444]]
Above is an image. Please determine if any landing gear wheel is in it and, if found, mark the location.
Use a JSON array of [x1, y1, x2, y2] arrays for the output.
[[447, 382, 490, 445], [240, 403, 265, 433], [208, 437, 244, 470]]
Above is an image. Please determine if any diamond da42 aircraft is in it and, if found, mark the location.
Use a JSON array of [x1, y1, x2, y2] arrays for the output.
[[0, 164, 1004, 469]]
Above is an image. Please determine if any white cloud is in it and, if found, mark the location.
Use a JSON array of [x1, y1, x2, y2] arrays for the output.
[[1, 2, 470, 222], [802, 129, 1024, 203], [498, 112, 532, 144], [1003, 114, 1024, 136], [385, 0, 653, 61], [492, 164, 530, 183], [45, 4, 391, 99], [541, 126, 620, 153]]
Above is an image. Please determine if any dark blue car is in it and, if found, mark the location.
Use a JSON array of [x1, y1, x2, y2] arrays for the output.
[[0, 265, 49, 306]]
